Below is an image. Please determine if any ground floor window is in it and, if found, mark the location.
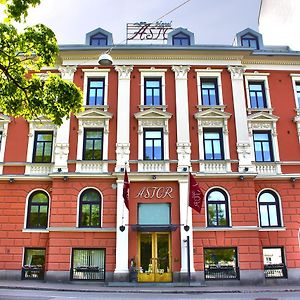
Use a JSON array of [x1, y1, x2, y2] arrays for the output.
[[71, 248, 105, 280], [22, 248, 45, 280], [263, 247, 287, 278], [204, 247, 239, 280]]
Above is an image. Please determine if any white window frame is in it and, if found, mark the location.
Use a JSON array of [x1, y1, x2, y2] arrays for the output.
[[0, 115, 10, 174], [77, 187, 104, 228], [83, 69, 110, 107], [196, 69, 224, 106], [244, 73, 271, 110], [290, 74, 300, 109], [139, 69, 167, 107]]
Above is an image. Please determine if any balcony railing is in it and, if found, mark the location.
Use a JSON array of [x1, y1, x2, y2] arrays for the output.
[[71, 266, 105, 281], [200, 161, 231, 173], [254, 162, 280, 174], [204, 265, 240, 280], [264, 264, 288, 279], [75, 161, 108, 173], [21, 266, 44, 280], [138, 160, 169, 172], [25, 163, 53, 175]]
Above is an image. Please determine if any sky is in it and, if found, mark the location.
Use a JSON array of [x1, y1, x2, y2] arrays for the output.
[[2, 0, 262, 46]]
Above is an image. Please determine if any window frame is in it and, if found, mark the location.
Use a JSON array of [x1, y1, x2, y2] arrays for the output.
[[253, 131, 274, 162], [172, 32, 190, 46], [86, 78, 105, 106], [201, 78, 219, 106], [206, 188, 230, 227], [83, 128, 104, 160], [78, 188, 102, 228], [32, 131, 53, 163], [144, 78, 162, 106], [258, 190, 282, 228], [248, 81, 267, 109], [203, 128, 224, 160], [26, 191, 49, 229], [241, 33, 259, 49], [89, 33, 108, 46], [143, 128, 164, 160]]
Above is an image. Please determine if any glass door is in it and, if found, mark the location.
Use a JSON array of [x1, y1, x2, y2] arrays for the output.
[[138, 232, 172, 282]]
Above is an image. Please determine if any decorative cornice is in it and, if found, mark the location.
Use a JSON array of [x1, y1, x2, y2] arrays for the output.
[[114, 65, 133, 79], [58, 65, 77, 80], [228, 65, 245, 79], [171, 65, 190, 79]]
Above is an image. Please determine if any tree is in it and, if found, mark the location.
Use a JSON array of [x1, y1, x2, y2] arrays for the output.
[[0, 0, 82, 125]]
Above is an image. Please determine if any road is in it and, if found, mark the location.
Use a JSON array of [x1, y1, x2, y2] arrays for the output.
[[0, 289, 300, 300]]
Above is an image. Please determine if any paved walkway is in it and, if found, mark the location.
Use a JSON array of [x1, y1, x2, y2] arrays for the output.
[[0, 280, 299, 294]]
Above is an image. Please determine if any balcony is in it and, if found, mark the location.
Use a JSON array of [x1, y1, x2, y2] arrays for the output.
[[25, 163, 53, 175], [200, 160, 231, 173], [254, 162, 281, 175], [76, 161, 108, 173], [138, 160, 169, 172]]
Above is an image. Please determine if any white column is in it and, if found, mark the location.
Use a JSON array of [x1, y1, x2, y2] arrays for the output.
[[114, 66, 132, 279], [228, 66, 254, 172], [54, 66, 77, 172], [115, 66, 133, 172], [172, 66, 191, 172], [179, 179, 195, 273]]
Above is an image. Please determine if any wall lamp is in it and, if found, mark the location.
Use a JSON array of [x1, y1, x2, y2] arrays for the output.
[[152, 175, 157, 180], [239, 175, 245, 181], [98, 51, 113, 66], [63, 176, 68, 181], [290, 177, 296, 183], [8, 178, 14, 183]]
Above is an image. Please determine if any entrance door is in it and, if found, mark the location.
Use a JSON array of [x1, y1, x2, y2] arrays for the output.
[[137, 232, 172, 282]]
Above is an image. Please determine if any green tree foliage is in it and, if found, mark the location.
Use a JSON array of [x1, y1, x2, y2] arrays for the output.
[[0, 0, 83, 125]]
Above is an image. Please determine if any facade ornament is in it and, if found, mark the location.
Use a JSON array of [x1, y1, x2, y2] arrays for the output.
[[236, 142, 252, 158], [54, 143, 69, 159], [115, 143, 130, 158], [228, 66, 245, 80], [171, 65, 190, 79], [115, 65, 133, 79], [58, 65, 77, 81], [176, 143, 191, 159]]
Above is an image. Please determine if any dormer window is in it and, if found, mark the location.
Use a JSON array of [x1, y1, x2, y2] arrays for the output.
[[172, 32, 190, 46], [241, 33, 259, 50], [90, 33, 108, 46]]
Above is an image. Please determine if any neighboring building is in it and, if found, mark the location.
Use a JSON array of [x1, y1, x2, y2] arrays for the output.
[[0, 25, 299, 285]]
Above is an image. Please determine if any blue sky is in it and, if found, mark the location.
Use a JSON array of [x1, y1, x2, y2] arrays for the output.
[[5, 0, 262, 45]]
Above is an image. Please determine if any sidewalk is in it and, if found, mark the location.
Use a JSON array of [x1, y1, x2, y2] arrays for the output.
[[0, 280, 299, 294]]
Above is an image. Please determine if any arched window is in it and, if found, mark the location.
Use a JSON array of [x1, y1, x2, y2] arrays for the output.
[[258, 191, 281, 227], [27, 191, 49, 229], [206, 189, 229, 227], [79, 189, 101, 228]]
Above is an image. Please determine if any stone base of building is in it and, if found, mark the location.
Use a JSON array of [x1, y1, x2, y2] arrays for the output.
[[113, 271, 129, 282], [0, 270, 20, 280]]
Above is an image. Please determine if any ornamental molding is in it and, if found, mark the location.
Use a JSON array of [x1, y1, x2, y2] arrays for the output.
[[171, 65, 190, 79], [54, 143, 69, 159], [58, 65, 77, 80], [236, 142, 252, 158], [115, 143, 130, 157], [28, 117, 57, 133], [228, 65, 246, 80], [0, 114, 10, 132], [76, 108, 113, 120], [114, 65, 133, 79], [176, 142, 191, 158], [247, 112, 279, 136]]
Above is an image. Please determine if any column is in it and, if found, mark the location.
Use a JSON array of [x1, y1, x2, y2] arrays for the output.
[[114, 65, 133, 281], [54, 65, 77, 172], [172, 65, 191, 172], [228, 66, 254, 172]]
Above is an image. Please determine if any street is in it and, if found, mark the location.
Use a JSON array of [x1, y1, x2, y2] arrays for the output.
[[0, 289, 300, 300]]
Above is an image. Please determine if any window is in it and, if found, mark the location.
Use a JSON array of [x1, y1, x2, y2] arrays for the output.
[[204, 248, 239, 280], [71, 249, 105, 280], [203, 129, 224, 160], [87, 78, 105, 106], [144, 129, 163, 160], [79, 189, 101, 228], [249, 82, 267, 108], [22, 248, 45, 280], [201, 78, 219, 105], [89, 33, 107, 46], [263, 247, 287, 278], [206, 189, 229, 227], [253, 131, 274, 162], [0, 131, 2, 149], [258, 190, 281, 227], [26, 191, 49, 229], [296, 83, 300, 107], [172, 32, 190, 46], [83, 129, 103, 160], [32, 131, 53, 163], [241, 33, 259, 49], [144, 78, 162, 105]]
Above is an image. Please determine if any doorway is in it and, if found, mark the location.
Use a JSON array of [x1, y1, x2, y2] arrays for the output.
[[137, 232, 172, 282]]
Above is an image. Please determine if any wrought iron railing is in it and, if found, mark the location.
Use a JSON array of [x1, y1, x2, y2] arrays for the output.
[[71, 266, 105, 281], [264, 264, 288, 279], [21, 266, 44, 280], [204, 266, 240, 280]]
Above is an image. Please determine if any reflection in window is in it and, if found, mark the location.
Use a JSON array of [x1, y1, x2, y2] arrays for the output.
[[253, 131, 273, 162], [201, 78, 219, 105], [204, 129, 224, 160], [144, 78, 162, 105], [83, 129, 103, 160], [79, 189, 101, 228], [27, 191, 49, 229], [32, 131, 53, 163], [249, 82, 267, 108], [241, 33, 259, 49], [258, 191, 281, 227], [263, 247, 287, 278], [204, 248, 239, 280], [207, 189, 229, 227], [22, 248, 45, 280], [143, 129, 163, 160], [87, 78, 105, 106]]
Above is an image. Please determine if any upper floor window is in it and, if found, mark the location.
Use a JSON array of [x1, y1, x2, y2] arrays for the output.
[[26, 191, 49, 229], [241, 33, 259, 49], [296, 83, 300, 107], [201, 78, 219, 106], [253, 131, 274, 162], [249, 82, 267, 108], [90, 33, 107, 46], [203, 128, 224, 160], [258, 191, 282, 227], [87, 78, 105, 106], [83, 129, 103, 160], [79, 189, 102, 228], [32, 131, 53, 163], [144, 78, 162, 106], [206, 189, 230, 227], [172, 32, 190, 46], [144, 129, 163, 160], [0, 131, 2, 150]]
